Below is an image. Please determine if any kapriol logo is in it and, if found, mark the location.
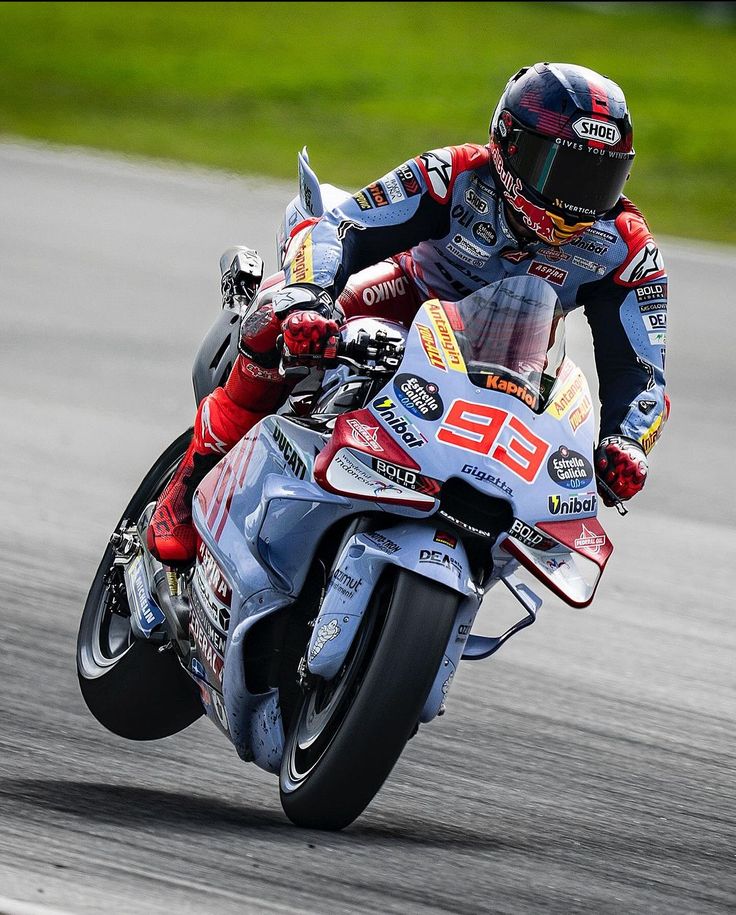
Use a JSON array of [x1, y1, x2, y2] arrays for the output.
[[572, 118, 622, 146]]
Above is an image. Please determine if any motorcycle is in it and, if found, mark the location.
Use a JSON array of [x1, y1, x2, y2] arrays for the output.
[[77, 150, 621, 830]]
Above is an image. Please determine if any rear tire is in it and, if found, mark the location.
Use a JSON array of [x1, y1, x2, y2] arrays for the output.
[[279, 570, 458, 829], [77, 431, 204, 740]]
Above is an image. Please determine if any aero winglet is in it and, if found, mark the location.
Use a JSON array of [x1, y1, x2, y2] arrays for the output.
[[298, 147, 324, 217]]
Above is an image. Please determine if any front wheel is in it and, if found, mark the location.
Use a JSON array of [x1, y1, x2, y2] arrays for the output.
[[279, 570, 459, 830], [77, 430, 204, 740]]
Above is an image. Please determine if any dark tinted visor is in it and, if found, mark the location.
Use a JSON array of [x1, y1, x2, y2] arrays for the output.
[[508, 128, 634, 216]]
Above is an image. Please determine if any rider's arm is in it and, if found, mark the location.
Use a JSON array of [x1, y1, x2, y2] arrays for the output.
[[577, 205, 668, 457], [283, 145, 489, 299]]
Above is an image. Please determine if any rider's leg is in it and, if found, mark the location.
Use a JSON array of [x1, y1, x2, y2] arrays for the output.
[[147, 289, 288, 564], [336, 257, 422, 326]]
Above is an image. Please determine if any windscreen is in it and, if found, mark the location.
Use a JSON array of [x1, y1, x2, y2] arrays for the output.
[[447, 275, 566, 412]]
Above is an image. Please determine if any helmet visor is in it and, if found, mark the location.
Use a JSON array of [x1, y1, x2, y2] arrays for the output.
[[507, 128, 634, 217]]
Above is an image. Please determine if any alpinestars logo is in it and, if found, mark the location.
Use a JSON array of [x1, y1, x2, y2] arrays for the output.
[[419, 150, 453, 200], [619, 243, 664, 284], [201, 401, 228, 454]]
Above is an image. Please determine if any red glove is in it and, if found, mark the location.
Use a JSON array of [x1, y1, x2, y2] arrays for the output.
[[281, 310, 339, 362], [595, 436, 648, 506]]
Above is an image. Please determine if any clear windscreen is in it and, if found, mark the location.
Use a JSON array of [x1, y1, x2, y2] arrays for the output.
[[448, 275, 566, 412]]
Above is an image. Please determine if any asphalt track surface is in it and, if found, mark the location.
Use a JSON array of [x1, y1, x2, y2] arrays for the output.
[[0, 141, 734, 915]]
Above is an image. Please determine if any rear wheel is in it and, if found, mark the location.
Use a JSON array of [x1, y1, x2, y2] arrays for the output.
[[279, 570, 458, 830], [77, 431, 204, 740]]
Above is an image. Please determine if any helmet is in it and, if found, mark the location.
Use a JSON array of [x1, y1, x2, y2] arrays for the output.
[[489, 63, 635, 245]]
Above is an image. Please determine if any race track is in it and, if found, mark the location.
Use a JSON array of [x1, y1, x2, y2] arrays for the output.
[[0, 141, 734, 915]]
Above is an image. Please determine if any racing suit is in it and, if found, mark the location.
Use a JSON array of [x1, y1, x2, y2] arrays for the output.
[[148, 143, 668, 563]]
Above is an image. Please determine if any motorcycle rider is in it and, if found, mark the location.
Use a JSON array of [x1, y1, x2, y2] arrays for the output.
[[148, 62, 669, 565]]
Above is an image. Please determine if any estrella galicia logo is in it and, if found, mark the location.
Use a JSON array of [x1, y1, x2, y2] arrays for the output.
[[472, 222, 496, 246], [547, 446, 593, 490], [392, 374, 444, 420]]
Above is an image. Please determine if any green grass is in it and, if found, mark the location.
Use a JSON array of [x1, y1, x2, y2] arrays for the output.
[[0, 1, 734, 242]]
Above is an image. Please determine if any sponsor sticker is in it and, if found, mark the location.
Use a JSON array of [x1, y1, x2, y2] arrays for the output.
[[417, 323, 447, 372], [461, 463, 514, 496], [452, 233, 490, 259], [484, 373, 538, 409], [642, 312, 667, 332], [427, 302, 466, 372], [396, 163, 421, 196], [272, 422, 307, 480], [366, 182, 389, 207], [546, 446, 593, 490], [434, 530, 457, 549], [362, 275, 408, 307], [383, 174, 405, 203], [310, 619, 341, 659], [573, 524, 607, 554], [346, 418, 383, 452], [288, 233, 314, 282], [354, 191, 372, 211], [464, 187, 489, 214], [372, 397, 427, 449], [571, 237, 608, 255], [572, 118, 622, 146], [419, 548, 462, 578], [648, 332, 667, 345], [509, 518, 554, 550], [364, 532, 401, 554], [472, 222, 497, 246], [528, 261, 568, 286], [569, 394, 593, 433], [546, 369, 585, 420], [548, 493, 597, 516], [635, 282, 667, 303], [393, 373, 444, 420]]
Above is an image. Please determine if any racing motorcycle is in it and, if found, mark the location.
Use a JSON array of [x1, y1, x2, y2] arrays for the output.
[[77, 151, 620, 830]]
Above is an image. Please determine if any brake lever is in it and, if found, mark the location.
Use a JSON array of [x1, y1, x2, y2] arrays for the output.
[[596, 475, 628, 516]]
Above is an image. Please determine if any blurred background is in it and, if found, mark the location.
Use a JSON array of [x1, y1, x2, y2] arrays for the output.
[[0, 0, 735, 242]]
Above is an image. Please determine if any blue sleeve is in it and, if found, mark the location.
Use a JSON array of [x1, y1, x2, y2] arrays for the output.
[[284, 159, 449, 297], [580, 270, 668, 454]]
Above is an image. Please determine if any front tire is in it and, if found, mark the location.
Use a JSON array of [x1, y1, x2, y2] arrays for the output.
[[279, 570, 458, 830], [77, 431, 204, 740]]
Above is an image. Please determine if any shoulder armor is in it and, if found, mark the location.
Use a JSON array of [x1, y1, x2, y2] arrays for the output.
[[613, 197, 666, 287], [415, 144, 490, 204]]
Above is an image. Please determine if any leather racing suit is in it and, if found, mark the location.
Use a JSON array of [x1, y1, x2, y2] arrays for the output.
[[148, 143, 668, 564]]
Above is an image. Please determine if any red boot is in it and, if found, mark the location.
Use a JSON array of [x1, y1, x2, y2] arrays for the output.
[[147, 355, 286, 564]]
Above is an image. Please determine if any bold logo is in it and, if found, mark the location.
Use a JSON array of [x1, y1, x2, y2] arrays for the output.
[[372, 397, 426, 449], [528, 261, 567, 286], [371, 458, 440, 497], [574, 524, 607, 554], [548, 493, 597, 515], [484, 373, 538, 410], [464, 187, 489, 214], [547, 446, 593, 490], [362, 276, 407, 307], [635, 282, 667, 303], [569, 394, 593, 433], [427, 302, 466, 372], [417, 323, 447, 372], [572, 118, 622, 146], [472, 222, 497, 246], [393, 374, 444, 420], [395, 163, 421, 196], [272, 422, 307, 479], [509, 518, 553, 550], [346, 418, 383, 452]]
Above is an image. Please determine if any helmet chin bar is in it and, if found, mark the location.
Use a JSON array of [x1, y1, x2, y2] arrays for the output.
[[510, 193, 594, 246]]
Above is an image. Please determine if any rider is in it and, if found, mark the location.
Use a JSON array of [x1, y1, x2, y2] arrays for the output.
[[148, 62, 669, 565]]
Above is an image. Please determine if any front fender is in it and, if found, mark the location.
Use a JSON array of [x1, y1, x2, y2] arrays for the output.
[[307, 522, 478, 680]]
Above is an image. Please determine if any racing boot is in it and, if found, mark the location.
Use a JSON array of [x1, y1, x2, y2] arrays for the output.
[[147, 353, 287, 565]]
